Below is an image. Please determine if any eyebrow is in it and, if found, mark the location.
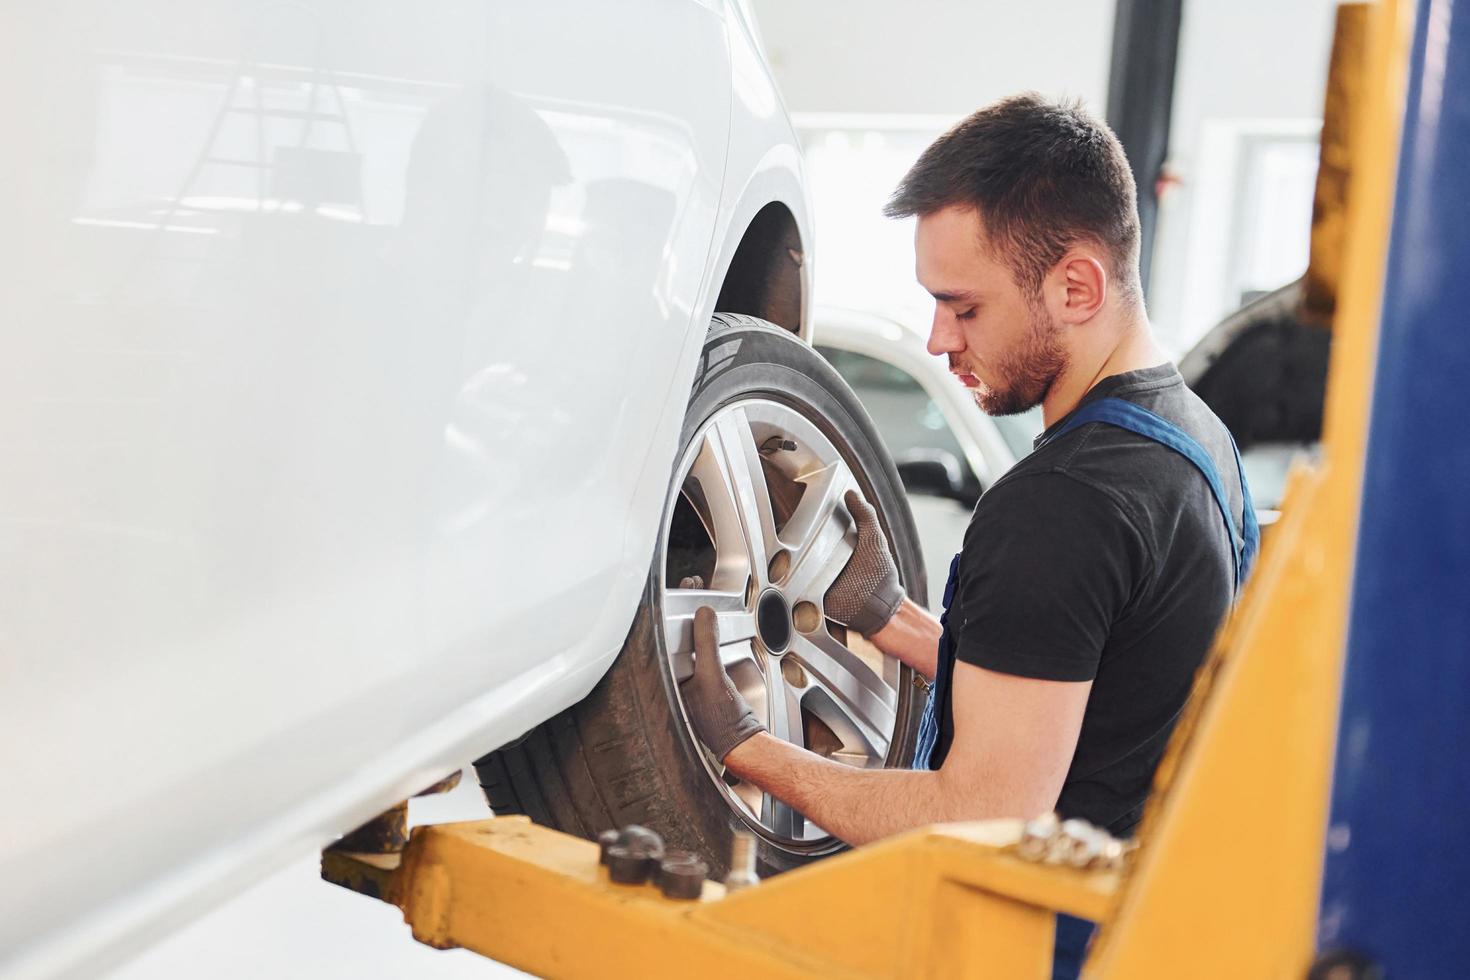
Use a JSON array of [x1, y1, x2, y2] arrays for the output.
[[929, 288, 978, 304]]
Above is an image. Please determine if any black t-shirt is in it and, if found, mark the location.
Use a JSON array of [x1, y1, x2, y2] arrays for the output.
[[929, 363, 1246, 837]]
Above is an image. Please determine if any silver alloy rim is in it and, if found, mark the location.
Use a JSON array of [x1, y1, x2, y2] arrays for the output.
[[659, 398, 903, 846]]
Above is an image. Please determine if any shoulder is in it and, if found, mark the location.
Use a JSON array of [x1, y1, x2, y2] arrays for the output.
[[963, 464, 1150, 577], [1046, 381, 1246, 534], [975, 436, 1150, 541]]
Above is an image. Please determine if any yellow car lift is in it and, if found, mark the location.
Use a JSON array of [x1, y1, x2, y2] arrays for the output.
[[322, 3, 1412, 975]]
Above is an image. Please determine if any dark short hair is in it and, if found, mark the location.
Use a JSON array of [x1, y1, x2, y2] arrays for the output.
[[885, 93, 1142, 304]]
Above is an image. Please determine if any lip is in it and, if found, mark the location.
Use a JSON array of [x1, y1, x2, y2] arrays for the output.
[[952, 372, 979, 388]]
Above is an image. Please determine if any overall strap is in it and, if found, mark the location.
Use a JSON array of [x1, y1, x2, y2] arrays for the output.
[[1046, 397, 1260, 590], [912, 551, 962, 771]]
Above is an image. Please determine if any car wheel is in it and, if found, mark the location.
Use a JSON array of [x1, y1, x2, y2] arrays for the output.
[[473, 313, 928, 876]]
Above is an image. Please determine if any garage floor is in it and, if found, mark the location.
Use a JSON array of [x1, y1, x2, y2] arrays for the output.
[[106, 773, 529, 980]]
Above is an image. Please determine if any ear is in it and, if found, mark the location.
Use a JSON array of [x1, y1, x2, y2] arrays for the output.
[[1047, 251, 1108, 325]]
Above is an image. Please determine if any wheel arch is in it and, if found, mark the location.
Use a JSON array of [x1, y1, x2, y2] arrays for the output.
[[712, 199, 807, 338], [704, 0, 813, 341], [704, 72, 812, 343]]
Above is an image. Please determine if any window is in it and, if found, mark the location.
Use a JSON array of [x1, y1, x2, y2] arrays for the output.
[[797, 121, 949, 321], [817, 345, 978, 498]]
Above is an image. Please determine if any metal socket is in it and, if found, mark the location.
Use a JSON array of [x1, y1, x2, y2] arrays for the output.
[[606, 844, 659, 885], [615, 824, 665, 855], [597, 829, 620, 866], [603, 825, 667, 885], [656, 850, 709, 900]]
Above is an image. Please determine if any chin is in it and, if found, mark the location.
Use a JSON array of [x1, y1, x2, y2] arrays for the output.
[[975, 387, 1034, 417]]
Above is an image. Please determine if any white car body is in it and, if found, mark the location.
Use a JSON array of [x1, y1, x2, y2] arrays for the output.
[[1, 3, 809, 976], [811, 306, 1042, 598]]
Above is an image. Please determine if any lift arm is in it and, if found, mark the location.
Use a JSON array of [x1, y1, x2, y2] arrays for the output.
[[326, 815, 1117, 979]]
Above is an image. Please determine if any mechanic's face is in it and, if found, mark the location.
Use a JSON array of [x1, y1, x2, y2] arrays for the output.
[[915, 205, 1067, 416]]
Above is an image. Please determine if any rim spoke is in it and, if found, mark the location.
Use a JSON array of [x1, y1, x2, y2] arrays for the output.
[[776, 463, 855, 600], [764, 658, 806, 745], [662, 587, 756, 656], [720, 638, 760, 671], [777, 461, 847, 555], [782, 513, 856, 608], [731, 780, 763, 817], [803, 683, 892, 762], [695, 408, 778, 587], [761, 791, 805, 839], [790, 631, 896, 753], [687, 443, 753, 593]]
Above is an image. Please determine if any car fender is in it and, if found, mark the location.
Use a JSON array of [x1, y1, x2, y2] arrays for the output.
[[573, 9, 816, 706]]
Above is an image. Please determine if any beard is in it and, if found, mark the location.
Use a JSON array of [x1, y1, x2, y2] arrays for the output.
[[969, 304, 1068, 416]]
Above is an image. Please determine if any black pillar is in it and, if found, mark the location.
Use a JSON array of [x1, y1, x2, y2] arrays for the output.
[[1106, 0, 1185, 297]]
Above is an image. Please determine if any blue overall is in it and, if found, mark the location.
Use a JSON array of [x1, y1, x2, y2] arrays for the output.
[[910, 397, 1260, 980]]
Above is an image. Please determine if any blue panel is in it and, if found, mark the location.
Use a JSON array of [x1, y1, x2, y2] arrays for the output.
[[1320, 0, 1470, 973]]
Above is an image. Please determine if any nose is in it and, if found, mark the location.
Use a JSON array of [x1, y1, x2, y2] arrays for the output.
[[926, 307, 964, 358]]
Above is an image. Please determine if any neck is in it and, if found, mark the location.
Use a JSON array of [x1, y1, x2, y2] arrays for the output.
[[1041, 306, 1166, 428]]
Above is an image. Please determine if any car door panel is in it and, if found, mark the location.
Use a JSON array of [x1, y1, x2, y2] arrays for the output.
[[0, 1, 730, 971]]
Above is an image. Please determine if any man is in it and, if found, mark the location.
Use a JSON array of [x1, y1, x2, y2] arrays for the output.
[[679, 94, 1256, 970]]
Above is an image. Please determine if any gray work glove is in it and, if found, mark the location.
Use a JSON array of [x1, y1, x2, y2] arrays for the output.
[[823, 490, 904, 636], [678, 600, 765, 763]]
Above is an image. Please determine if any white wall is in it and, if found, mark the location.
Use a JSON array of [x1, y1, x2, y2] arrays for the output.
[[749, 1, 1118, 320], [1168, 0, 1338, 160], [748, 0, 1340, 356], [1149, 0, 1340, 351], [749, 0, 1116, 116]]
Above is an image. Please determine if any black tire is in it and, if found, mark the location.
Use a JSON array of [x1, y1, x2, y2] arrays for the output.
[[473, 314, 928, 876]]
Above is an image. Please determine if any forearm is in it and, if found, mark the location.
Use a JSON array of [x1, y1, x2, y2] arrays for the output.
[[866, 597, 942, 680], [725, 732, 1005, 846]]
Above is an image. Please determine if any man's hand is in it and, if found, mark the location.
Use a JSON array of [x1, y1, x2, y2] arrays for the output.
[[824, 490, 904, 636], [678, 601, 765, 762]]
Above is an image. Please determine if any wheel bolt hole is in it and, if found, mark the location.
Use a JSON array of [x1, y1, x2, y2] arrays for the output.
[[780, 657, 807, 688], [793, 601, 821, 634], [767, 549, 790, 583]]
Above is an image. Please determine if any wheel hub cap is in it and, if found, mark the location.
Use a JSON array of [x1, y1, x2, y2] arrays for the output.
[[755, 588, 792, 654]]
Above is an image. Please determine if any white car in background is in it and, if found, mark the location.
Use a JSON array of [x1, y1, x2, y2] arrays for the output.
[[1, 3, 928, 976], [814, 307, 1043, 598]]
